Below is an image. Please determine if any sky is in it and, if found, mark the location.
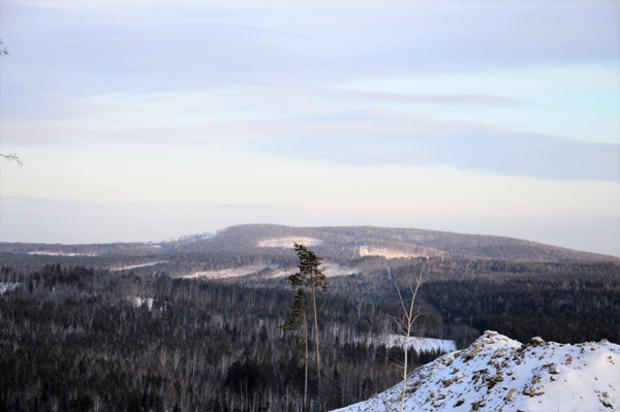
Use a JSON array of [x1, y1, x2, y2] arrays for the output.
[[0, 0, 619, 255]]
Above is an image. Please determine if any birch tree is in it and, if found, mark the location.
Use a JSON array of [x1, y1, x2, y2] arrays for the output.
[[392, 260, 425, 412]]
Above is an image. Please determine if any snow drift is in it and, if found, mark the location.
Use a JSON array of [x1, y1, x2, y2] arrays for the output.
[[334, 330, 619, 412]]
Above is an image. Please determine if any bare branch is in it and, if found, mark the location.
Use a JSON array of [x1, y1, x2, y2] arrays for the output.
[[0, 153, 23, 167], [393, 271, 410, 322]]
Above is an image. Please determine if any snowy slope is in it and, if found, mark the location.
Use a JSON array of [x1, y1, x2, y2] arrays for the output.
[[110, 260, 168, 271], [334, 331, 619, 412]]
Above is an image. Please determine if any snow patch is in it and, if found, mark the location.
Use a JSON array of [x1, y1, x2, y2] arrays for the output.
[[0, 282, 21, 295], [358, 246, 424, 259], [258, 236, 323, 248], [265, 262, 358, 279], [111, 260, 168, 271], [26, 251, 96, 257], [178, 265, 265, 280], [334, 331, 620, 412], [128, 296, 154, 310], [320, 262, 359, 278]]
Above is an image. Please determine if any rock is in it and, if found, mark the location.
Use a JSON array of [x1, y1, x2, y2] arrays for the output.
[[505, 388, 517, 401], [530, 336, 544, 346]]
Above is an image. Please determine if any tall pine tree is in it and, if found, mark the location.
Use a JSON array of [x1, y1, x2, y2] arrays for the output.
[[289, 243, 327, 410]]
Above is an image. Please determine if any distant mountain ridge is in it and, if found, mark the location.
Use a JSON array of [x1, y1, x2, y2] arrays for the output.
[[0, 223, 616, 262]]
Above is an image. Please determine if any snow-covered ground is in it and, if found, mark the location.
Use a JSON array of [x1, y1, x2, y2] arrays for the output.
[[334, 331, 619, 412], [320, 262, 359, 277], [257, 236, 323, 248], [26, 251, 96, 257], [110, 260, 168, 271], [127, 296, 154, 310], [178, 265, 265, 279], [0, 282, 21, 295], [358, 246, 423, 259], [182, 261, 358, 280], [266, 262, 358, 279], [382, 334, 457, 353]]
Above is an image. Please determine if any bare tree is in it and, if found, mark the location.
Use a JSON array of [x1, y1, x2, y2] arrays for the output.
[[392, 260, 425, 412], [90, 393, 104, 412], [0, 153, 23, 166]]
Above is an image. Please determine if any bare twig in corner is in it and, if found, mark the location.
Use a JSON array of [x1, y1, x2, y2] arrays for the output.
[[0, 153, 23, 167]]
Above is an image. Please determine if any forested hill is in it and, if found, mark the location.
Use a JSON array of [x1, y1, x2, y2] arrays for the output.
[[171, 224, 616, 262], [1, 224, 616, 263]]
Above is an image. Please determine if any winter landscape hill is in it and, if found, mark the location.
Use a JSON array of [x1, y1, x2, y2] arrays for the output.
[[335, 330, 620, 412], [1, 224, 616, 263], [0, 225, 618, 411], [187, 224, 617, 262]]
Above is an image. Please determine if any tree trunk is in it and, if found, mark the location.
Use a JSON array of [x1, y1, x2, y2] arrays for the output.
[[401, 321, 411, 412], [303, 309, 309, 412], [310, 283, 322, 409]]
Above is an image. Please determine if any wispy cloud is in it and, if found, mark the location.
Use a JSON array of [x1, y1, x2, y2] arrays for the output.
[[325, 89, 521, 105], [5, 105, 617, 180], [1, 0, 618, 251]]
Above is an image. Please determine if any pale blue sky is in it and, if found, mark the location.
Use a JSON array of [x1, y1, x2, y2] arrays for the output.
[[1, 0, 619, 255]]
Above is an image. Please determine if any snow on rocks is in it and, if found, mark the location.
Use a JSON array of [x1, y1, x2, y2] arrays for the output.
[[333, 330, 620, 412]]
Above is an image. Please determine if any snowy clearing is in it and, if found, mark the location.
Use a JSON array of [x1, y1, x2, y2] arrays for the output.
[[320, 262, 359, 277], [257, 236, 323, 248], [334, 331, 620, 412], [358, 246, 423, 259], [178, 265, 265, 279], [110, 261, 168, 271], [26, 251, 96, 257], [0, 282, 21, 295], [265, 262, 358, 279]]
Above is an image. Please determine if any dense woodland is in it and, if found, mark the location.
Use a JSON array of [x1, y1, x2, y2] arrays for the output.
[[0, 265, 441, 412], [0, 251, 618, 411]]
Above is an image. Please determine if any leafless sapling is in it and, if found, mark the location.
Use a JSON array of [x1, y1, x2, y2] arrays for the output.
[[392, 260, 425, 412]]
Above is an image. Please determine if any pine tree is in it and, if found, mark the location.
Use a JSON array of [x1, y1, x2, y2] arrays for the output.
[[289, 243, 327, 410]]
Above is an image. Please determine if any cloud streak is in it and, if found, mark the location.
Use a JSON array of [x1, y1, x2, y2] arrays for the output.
[[326, 89, 522, 105], [4, 107, 617, 181]]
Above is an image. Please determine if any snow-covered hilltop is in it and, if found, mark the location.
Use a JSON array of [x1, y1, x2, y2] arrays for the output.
[[334, 331, 619, 412]]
